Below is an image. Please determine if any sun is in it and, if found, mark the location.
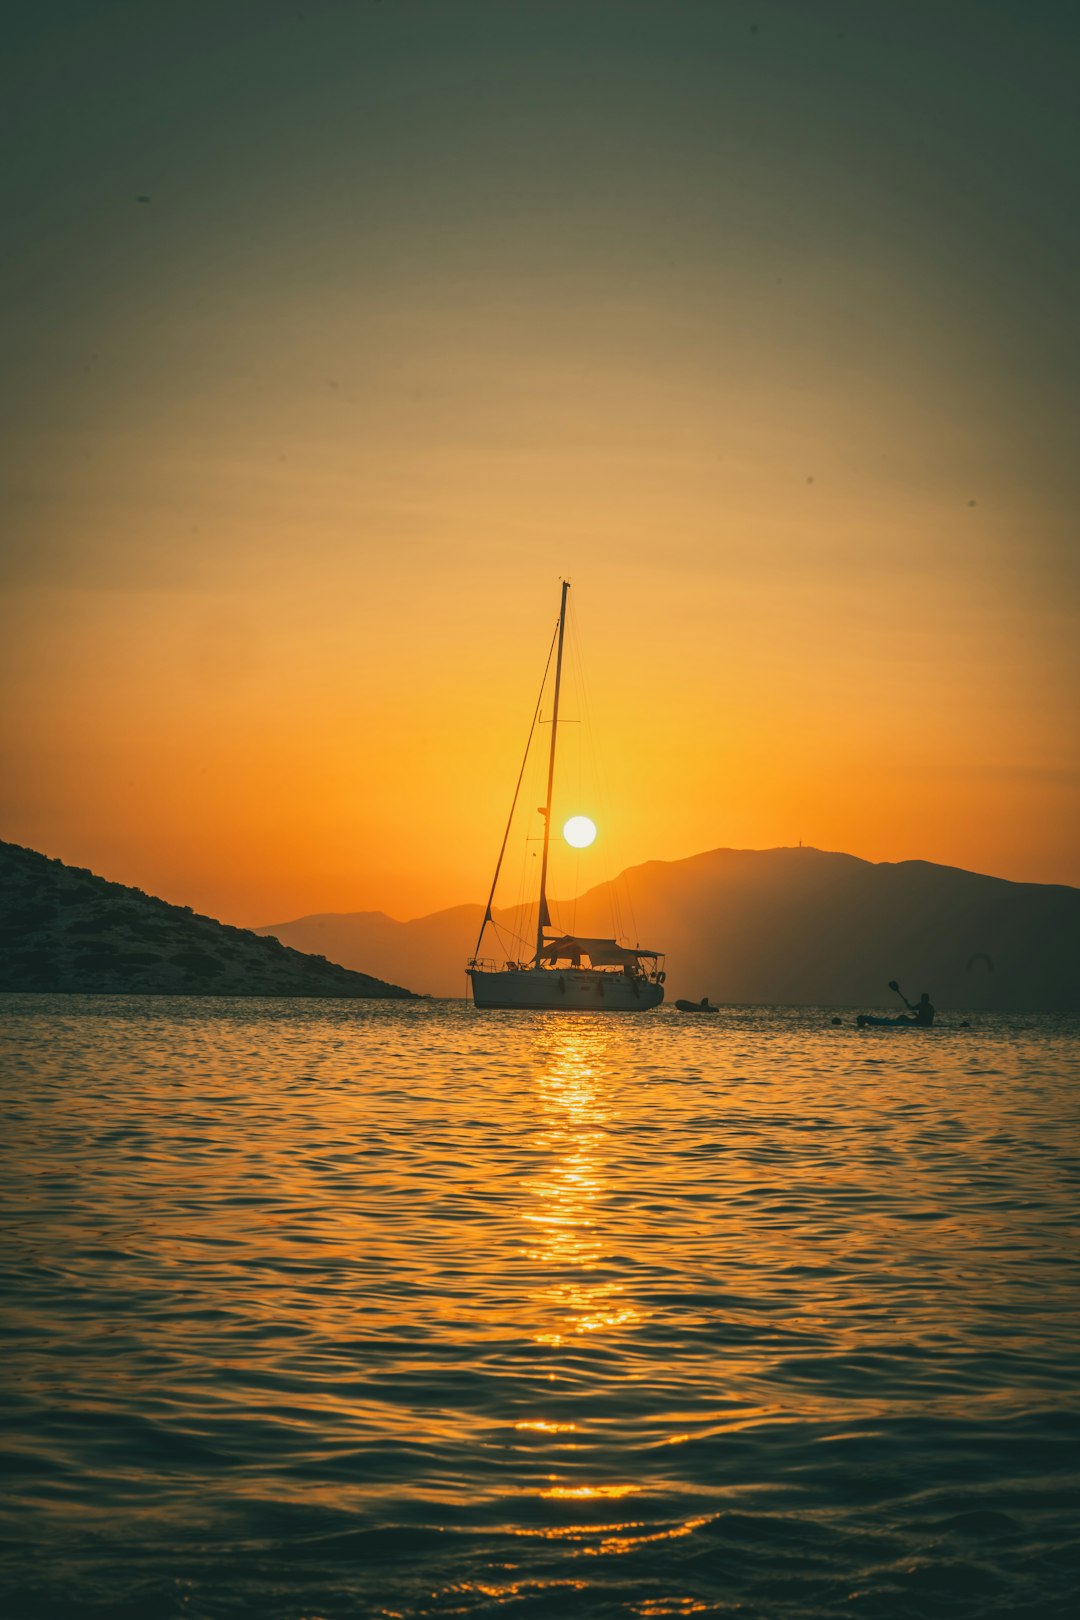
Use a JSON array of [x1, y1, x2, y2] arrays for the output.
[[563, 815, 597, 849]]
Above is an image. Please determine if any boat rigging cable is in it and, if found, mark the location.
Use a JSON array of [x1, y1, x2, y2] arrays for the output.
[[469, 615, 559, 966], [533, 580, 570, 963], [566, 593, 641, 951]]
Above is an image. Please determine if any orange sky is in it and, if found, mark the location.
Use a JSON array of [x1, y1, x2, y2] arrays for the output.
[[2, 3, 1077, 925]]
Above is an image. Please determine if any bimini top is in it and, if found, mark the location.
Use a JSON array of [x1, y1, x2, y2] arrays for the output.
[[536, 935, 661, 967]]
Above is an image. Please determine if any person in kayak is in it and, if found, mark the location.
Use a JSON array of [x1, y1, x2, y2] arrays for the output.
[[903, 991, 935, 1026]]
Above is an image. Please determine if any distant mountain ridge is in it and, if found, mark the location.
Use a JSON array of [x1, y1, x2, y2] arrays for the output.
[[259, 846, 1080, 1011], [0, 841, 416, 998]]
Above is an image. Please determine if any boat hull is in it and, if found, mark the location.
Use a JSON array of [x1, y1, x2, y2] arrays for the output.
[[469, 967, 663, 1011]]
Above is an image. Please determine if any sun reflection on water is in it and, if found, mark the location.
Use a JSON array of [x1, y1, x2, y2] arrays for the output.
[[510, 1019, 649, 1512], [520, 1020, 645, 1351], [541, 1482, 642, 1500]]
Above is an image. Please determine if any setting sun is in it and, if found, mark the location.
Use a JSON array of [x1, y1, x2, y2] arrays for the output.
[[563, 816, 597, 850]]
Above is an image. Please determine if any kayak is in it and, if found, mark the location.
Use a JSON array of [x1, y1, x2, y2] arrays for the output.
[[856, 1014, 917, 1028], [676, 999, 718, 1013]]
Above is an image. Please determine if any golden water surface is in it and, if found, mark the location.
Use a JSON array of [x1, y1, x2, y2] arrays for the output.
[[1, 996, 1078, 1618]]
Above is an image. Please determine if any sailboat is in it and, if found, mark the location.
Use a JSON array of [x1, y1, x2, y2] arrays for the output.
[[467, 582, 666, 1011]]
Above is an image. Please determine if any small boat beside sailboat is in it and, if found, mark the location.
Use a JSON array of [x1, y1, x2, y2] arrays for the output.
[[467, 582, 666, 1013]]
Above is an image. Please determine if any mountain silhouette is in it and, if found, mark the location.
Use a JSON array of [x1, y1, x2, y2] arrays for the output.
[[259, 847, 1079, 1010], [0, 841, 417, 999]]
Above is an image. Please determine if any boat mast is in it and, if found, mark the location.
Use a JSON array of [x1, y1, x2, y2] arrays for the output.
[[535, 579, 569, 964]]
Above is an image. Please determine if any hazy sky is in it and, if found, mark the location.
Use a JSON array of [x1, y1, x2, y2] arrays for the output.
[[2, 1, 1078, 924]]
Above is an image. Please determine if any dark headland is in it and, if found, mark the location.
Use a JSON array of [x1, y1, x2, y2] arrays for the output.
[[0, 841, 417, 999]]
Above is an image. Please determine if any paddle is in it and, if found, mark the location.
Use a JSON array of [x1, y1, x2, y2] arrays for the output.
[[888, 979, 912, 1014]]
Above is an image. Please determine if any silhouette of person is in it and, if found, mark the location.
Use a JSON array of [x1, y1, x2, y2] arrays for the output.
[[903, 991, 935, 1027]]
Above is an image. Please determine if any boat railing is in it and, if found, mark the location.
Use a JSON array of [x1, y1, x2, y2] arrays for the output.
[[470, 954, 666, 980]]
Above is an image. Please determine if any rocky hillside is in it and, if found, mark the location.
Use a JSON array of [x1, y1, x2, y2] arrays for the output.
[[0, 841, 417, 998]]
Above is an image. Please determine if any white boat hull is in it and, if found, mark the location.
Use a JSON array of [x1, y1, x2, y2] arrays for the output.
[[469, 967, 663, 1011]]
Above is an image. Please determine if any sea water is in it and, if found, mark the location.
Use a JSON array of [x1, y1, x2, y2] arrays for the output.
[[0, 996, 1077, 1619]]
